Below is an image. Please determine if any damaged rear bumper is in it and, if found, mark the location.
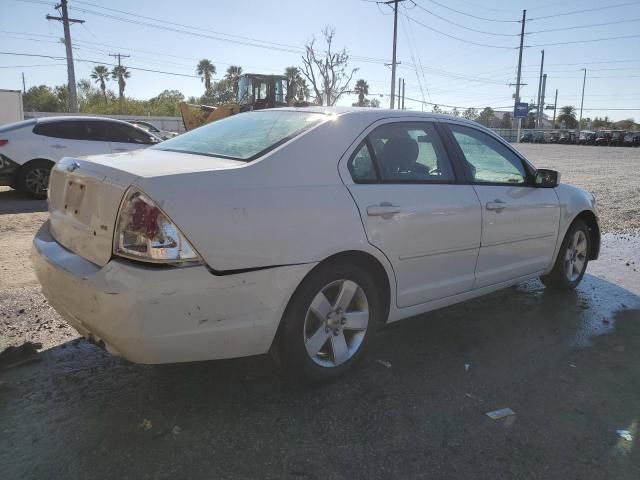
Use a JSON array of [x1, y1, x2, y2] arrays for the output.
[[31, 221, 315, 364]]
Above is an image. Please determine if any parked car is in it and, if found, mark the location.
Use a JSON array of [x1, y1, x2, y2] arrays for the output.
[[558, 130, 576, 144], [127, 120, 177, 140], [594, 130, 612, 146], [577, 130, 597, 145], [610, 130, 627, 147], [520, 131, 534, 143], [0, 116, 160, 198], [548, 130, 560, 143], [32, 108, 600, 381], [623, 131, 640, 147]]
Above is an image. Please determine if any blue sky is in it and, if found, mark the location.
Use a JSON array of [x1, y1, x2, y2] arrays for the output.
[[2, 0, 640, 120]]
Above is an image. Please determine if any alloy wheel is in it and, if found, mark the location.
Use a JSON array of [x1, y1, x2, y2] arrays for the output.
[[564, 230, 587, 282], [24, 168, 50, 196], [303, 279, 369, 368]]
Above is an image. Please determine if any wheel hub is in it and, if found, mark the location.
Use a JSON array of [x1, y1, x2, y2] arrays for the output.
[[326, 308, 346, 334]]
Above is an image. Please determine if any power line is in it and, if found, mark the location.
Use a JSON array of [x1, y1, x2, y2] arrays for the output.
[[401, 12, 517, 49], [527, 17, 640, 34], [420, 0, 520, 23], [0, 51, 202, 78], [527, 33, 640, 48], [410, 1, 520, 36], [528, 1, 640, 21]]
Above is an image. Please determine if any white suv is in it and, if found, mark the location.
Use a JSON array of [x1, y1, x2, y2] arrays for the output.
[[0, 116, 159, 198]]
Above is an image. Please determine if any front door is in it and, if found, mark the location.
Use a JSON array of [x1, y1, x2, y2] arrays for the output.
[[445, 123, 560, 288], [343, 121, 482, 308]]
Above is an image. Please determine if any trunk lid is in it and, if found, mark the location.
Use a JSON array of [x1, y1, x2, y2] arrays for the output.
[[48, 150, 245, 267]]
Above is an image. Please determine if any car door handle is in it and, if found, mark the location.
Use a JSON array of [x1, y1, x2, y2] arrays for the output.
[[367, 203, 402, 217], [486, 199, 507, 211], [51, 144, 66, 149], [112, 148, 127, 152]]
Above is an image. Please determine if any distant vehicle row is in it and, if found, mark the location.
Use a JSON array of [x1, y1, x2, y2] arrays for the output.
[[520, 129, 640, 146], [0, 116, 162, 198]]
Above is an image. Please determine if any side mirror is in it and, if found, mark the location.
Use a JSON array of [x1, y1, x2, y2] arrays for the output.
[[535, 168, 560, 188]]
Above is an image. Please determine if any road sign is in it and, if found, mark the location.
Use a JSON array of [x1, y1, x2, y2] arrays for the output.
[[514, 102, 528, 118]]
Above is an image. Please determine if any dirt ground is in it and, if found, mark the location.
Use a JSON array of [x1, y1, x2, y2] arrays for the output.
[[1, 144, 639, 479]]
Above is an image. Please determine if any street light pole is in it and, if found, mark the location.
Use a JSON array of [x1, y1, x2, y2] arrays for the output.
[[578, 68, 587, 138]]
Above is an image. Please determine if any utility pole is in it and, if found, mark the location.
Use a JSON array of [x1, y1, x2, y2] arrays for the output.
[[540, 74, 547, 128], [578, 68, 587, 137], [387, 0, 405, 109], [552, 89, 558, 127], [108, 53, 131, 69], [513, 9, 527, 140], [22, 72, 26, 93], [401, 78, 405, 110], [46, 0, 84, 113], [398, 78, 402, 109], [535, 50, 544, 128]]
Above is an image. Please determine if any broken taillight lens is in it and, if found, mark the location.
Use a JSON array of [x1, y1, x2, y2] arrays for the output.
[[114, 189, 200, 264]]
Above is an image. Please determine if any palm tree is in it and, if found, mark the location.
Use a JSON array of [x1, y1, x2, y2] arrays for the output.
[[297, 78, 310, 102], [557, 105, 577, 128], [111, 65, 130, 101], [284, 66, 302, 102], [224, 65, 242, 96], [353, 79, 369, 107], [196, 59, 216, 92], [90, 65, 110, 102]]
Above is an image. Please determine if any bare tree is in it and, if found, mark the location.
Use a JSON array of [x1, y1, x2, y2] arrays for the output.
[[301, 27, 358, 106]]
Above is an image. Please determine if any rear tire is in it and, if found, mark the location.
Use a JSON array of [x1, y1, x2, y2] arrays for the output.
[[540, 220, 590, 290], [18, 160, 53, 199], [276, 262, 382, 382]]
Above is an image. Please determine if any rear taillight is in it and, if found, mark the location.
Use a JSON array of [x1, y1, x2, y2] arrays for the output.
[[114, 189, 200, 264], [0, 140, 8, 147]]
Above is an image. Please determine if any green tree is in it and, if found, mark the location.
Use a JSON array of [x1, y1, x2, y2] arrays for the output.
[[90, 65, 110, 102], [22, 85, 64, 112], [224, 65, 243, 97], [432, 104, 443, 114], [500, 112, 512, 128], [462, 107, 478, 121], [197, 59, 216, 93], [147, 89, 185, 116], [284, 66, 303, 103], [111, 65, 130, 102], [353, 79, 369, 107], [369, 97, 381, 108], [557, 105, 577, 128], [451, 107, 460, 117], [201, 79, 234, 105], [477, 107, 495, 127]]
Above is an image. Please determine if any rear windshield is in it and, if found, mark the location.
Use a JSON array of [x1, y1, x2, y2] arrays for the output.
[[154, 110, 328, 161], [0, 119, 36, 133]]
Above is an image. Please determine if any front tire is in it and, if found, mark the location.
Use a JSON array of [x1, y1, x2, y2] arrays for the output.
[[18, 160, 52, 199], [540, 220, 590, 290], [276, 262, 382, 382]]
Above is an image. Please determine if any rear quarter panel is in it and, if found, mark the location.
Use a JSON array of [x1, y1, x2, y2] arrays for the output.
[[134, 116, 385, 271]]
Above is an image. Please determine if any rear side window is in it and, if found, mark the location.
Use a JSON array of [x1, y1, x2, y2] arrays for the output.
[[350, 122, 454, 183], [154, 110, 328, 161], [33, 121, 88, 140]]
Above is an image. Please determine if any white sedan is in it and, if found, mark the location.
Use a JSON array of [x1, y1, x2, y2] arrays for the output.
[[32, 108, 600, 381], [0, 116, 159, 198]]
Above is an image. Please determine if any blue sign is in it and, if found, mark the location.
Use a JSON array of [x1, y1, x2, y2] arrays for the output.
[[514, 102, 528, 118]]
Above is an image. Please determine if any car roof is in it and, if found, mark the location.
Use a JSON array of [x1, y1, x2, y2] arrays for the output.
[[269, 106, 482, 127], [35, 115, 133, 126]]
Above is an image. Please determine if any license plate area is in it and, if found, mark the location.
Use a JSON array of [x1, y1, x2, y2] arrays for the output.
[[64, 180, 86, 216]]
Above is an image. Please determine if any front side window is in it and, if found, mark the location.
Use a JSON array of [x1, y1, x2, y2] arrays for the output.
[[449, 124, 527, 184], [368, 122, 454, 182], [154, 111, 327, 161]]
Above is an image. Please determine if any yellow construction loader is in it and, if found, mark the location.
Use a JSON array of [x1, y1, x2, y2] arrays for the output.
[[179, 73, 292, 131]]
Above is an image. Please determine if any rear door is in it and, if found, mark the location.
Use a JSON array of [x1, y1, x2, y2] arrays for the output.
[[35, 121, 111, 160], [342, 120, 482, 308], [442, 122, 560, 288]]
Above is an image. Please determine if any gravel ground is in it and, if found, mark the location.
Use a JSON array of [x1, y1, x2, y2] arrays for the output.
[[514, 144, 640, 235], [1, 144, 639, 479]]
